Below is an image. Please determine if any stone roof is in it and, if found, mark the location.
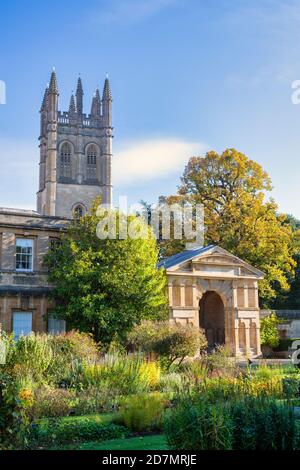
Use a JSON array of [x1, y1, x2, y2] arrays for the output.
[[158, 245, 215, 269], [0, 208, 70, 231]]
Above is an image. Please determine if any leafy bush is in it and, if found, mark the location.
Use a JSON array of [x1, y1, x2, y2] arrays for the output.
[[230, 397, 297, 450], [47, 331, 99, 385], [139, 361, 161, 389], [81, 354, 156, 395], [273, 338, 300, 352], [7, 334, 53, 382], [73, 384, 124, 415], [159, 373, 182, 393], [128, 321, 207, 369], [164, 397, 234, 450], [260, 313, 280, 348], [197, 375, 284, 401], [29, 387, 76, 419], [164, 394, 298, 450], [205, 346, 238, 377], [119, 392, 168, 432], [282, 377, 300, 398], [176, 347, 239, 383], [30, 415, 129, 446]]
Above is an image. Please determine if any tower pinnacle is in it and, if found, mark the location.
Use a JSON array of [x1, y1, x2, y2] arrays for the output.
[[102, 77, 112, 101], [76, 77, 84, 116], [49, 70, 59, 95]]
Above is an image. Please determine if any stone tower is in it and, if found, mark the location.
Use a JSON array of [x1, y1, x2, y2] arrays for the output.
[[37, 70, 113, 218]]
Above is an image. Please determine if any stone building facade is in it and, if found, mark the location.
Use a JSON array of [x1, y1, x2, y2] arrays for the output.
[[159, 245, 264, 357], [0, 71, 113, 337], [0, 208, 69, 337]]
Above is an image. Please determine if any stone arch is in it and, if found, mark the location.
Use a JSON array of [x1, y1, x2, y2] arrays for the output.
[[72, 202, 87, 219], [199, 291, 225, 350]]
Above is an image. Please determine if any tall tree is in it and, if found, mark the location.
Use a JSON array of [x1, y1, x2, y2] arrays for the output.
[[271, 215, 300, 309], [45, 200, 167, 346], [162, 149, 298, 307]]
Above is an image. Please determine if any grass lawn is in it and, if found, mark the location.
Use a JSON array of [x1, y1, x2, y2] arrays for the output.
[[59, 434, 168, 451]]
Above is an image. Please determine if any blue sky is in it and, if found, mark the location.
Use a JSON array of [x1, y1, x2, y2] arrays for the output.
[[1, 0, 300, 217]]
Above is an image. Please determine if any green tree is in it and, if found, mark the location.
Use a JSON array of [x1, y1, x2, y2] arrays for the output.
[[128, 320, 207, 369], [162, 149, 298, 306], [45, 200, 167, 346], [260, 313, 280, 348], [272, 215, 300, 309]]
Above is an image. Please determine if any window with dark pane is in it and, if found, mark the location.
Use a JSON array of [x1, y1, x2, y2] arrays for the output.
[[60, 142, 72, 178], [74, 205, 84, 219], [86, 144, 97, 180]]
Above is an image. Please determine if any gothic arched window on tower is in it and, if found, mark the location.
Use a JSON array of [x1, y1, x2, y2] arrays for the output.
[[73, 204, 84, 219], [86, 144, 98, 181], [60, 142, 72, 179]]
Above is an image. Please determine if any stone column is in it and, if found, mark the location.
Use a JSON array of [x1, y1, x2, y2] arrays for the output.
[[252, 318, 262, 356], [192, 283, 198, 307], [232, 281, 238, 308], [101, 129, 113, 207], [168, 282, 173, 307], [244, 319, 251, 356], [254, 281, 259, 308], [234, 318, 240, 357], [45, 121, 57, 216], [243, 283, 249, 308], [180, 282, 186, 307]]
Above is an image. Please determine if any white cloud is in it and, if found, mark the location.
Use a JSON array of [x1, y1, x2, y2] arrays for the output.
[[113, 137, 208, 186], [0, 136, 208, 209]]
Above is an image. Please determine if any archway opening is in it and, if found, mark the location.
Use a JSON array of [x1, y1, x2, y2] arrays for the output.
[[199, 291, 225, 351]]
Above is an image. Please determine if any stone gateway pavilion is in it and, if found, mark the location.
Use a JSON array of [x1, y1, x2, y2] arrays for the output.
[[159, 245, 264, 357], [0, 72, 264, 356]]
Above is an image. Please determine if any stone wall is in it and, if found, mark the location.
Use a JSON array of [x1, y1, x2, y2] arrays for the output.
[[0, 209, 68, 334], [260, 309, 300, 339]]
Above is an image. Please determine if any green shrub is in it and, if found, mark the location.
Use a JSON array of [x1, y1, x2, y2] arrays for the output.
[[176, 348, 239, 383], [7, 334, 53, 382], [81, 354, 153, 395], [282, 377, 300, 399], [230, 397, 297, 450], [29, 387, 76, 419], [73, 386, 118, 415], [30, 415, 129, 446], [164, 397, 234, 450], [159, 373, 182, 393], [128, 321, 207, 369], [164, 394, 298, 450], [47, 331, 99, 386], [260, 313, 280, 348], [119, 392, 168, 432], [274, 338, 300, 352]]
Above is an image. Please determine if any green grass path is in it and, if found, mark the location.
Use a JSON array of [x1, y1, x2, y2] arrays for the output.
[[60, 434, 168, 450]]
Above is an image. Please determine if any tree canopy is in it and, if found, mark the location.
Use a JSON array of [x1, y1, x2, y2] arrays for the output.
[[45, 200, 168, 346], [161, 149, 300, 306]]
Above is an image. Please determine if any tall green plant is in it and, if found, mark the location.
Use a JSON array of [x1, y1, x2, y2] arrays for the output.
[[8, 334, 53, 382], [260, 313, 280, 348]]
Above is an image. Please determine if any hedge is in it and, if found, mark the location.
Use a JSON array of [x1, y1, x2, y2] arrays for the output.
[[29, 414, 130, 446]]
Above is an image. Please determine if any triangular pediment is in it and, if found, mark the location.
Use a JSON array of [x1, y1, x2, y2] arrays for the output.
[[165, 246, 264, 279]]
